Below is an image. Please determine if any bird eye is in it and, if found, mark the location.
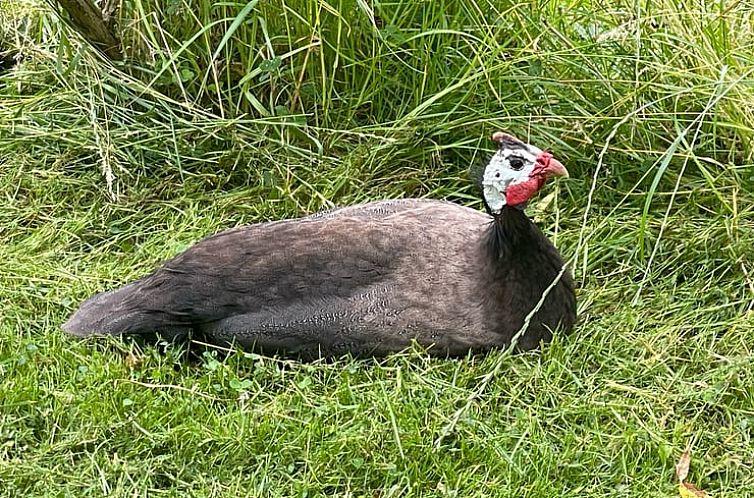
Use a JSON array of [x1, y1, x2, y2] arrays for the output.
[[509, 157, 524, 171]]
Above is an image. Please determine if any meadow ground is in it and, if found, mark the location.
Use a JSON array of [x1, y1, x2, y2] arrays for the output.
[[1, 0, 754, 496]]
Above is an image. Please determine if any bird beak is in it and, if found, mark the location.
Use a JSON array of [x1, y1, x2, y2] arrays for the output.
[[547, 157, 569, 178], [538, 153, 569, 178]]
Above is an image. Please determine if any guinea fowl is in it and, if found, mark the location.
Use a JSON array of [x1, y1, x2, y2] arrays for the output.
[[64, 132, 576, 358]]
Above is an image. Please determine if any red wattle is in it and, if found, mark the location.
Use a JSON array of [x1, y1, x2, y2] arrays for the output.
[[505, 177, 545, 206]]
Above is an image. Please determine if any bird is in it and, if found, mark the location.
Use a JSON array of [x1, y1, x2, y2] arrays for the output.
[[63, 132, 576, 359]]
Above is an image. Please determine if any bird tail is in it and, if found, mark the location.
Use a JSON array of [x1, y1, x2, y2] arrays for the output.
[[62, 279, 174, 337]]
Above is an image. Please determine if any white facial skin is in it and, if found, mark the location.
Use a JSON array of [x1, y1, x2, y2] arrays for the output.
[[482, 143, 543, 214]]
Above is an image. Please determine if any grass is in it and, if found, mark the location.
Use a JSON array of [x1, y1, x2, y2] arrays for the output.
[[2, 0, 754, 496]]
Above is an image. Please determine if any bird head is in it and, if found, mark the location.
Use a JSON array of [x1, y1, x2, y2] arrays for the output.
[[480, 131, 568, 215]]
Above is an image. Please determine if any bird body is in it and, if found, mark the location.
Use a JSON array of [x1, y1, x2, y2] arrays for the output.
[[64, 133, 576, 358]]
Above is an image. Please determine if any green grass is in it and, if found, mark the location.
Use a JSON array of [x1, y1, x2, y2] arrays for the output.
[[2, 0, 754, 496]]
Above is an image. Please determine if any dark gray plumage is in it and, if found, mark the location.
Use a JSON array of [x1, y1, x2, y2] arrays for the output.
[[64, 133, 576, 358]]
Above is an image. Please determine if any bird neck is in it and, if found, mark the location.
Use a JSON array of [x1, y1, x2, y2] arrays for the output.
[[485, 205, 538, 260]]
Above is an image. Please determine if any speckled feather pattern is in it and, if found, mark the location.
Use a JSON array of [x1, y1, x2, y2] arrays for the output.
[[64, 199, 576, 358]]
